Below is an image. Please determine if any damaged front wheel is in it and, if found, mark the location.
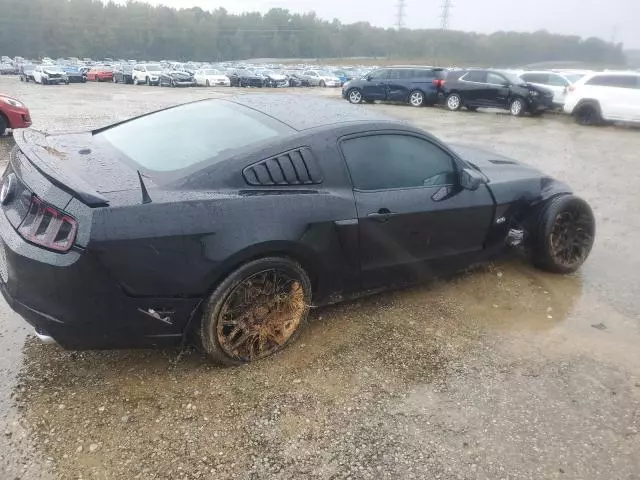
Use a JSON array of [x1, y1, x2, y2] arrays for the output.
[[199, 257, 311, 365], [531, 195, 595, 274]]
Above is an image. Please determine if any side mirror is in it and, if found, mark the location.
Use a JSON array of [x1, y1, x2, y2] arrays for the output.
[[366, 75, 372, 81], [460, 168, 486, 191]]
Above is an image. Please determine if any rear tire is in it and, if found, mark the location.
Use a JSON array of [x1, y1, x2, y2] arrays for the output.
[[319, 80, 326, 87], [530, 195, 595, 274], [146, 76, 150, 86], [575, 104, 603, 126], [199, 257, 311, 366], [466, 106, 478, 112], [408, 90, 425, 107], [445, 93, 462, 111], [206, 80, 210, 87]]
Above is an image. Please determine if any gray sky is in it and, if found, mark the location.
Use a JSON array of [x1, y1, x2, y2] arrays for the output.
[[124, 0, 640, 48]]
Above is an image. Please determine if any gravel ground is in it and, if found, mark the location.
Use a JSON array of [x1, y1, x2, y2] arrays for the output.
[[0, 78, 639, 480]]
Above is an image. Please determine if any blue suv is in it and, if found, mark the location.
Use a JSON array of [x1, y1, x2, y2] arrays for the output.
[[342, 67, 447, 107]]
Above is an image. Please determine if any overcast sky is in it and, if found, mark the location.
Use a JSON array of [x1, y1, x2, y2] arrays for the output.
[[124, 0, 639, 48]]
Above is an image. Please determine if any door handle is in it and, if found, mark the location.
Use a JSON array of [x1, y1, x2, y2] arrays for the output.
[[368, 208, 394, 223]]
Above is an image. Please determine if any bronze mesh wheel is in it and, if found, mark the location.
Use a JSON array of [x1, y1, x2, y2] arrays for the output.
[[200, 257, 311, 365], [531, 195, 595, 274]]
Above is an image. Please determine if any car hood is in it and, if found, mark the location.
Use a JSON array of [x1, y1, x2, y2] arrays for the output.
[[168, 71, 192, 79], [267, 74, 287, 81], [450, 143, 545, 183], [43, 68, 64, 74]]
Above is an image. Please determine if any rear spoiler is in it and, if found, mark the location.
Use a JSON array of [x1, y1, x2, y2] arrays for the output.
[[13, 129, 109, 207]]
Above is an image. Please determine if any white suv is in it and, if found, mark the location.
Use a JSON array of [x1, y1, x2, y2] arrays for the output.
[[132, 64, 163, 86], [518, 71, 588, 107], [563, 72, 640, 125]]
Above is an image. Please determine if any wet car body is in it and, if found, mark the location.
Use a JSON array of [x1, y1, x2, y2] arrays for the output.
[[159, 71, 195, 87], [113, 66, 133, 84], [0, 95, 574, 351], [0, 95, 32, 134], [441, 69, 555, 114], [61, 66, 86, 83]]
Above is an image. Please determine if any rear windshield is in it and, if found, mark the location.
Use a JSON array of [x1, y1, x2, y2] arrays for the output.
[[96, 100, 293, 173]]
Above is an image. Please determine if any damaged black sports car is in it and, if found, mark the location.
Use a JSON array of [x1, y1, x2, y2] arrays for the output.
[[0, 95, 595, 365]]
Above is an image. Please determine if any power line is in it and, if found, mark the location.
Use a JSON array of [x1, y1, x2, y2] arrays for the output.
[[440, 0, 453, 30], [395, 0, 407, 30]]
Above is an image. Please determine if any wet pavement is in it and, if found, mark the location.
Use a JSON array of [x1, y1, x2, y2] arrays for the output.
[[0, 77, 639, 479]]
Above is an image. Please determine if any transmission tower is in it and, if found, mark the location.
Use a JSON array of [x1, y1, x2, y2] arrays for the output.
[[440, 0, 453, 30], [396, 0, 407, 30]]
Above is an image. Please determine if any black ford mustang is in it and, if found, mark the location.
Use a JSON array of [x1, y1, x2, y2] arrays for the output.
[[0, 96, 595, 365]]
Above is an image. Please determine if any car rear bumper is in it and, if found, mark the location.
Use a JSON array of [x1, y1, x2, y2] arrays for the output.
[[2, 105, 32, 129], [0, 209, 199, 350]]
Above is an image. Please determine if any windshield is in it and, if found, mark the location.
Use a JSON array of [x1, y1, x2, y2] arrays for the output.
[[501, 72, 526, 86], [145, 64, 162, 72], [96, 100, 294, 173]]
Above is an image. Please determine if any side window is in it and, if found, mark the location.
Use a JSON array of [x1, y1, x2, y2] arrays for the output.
[[462, 71, 487, 83], [521, 73, 547, 84], [587, 75, 639, 89], [487, 72, 507, 85], [547, 74, 569, 87], [387, 69, 400, 80], [369, 69, 389, 80], [341, 135, 457, 191]]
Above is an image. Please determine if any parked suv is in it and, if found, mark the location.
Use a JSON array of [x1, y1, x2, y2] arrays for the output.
[[563, 72, 640, 125], [518, 71, 585, 107], [132, 64, 163, 86], [342, 67, 447, 107], [441, 69, 554, 116]]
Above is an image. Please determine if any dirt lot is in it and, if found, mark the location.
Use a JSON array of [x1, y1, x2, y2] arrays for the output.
[[1, 77, 639, 480]]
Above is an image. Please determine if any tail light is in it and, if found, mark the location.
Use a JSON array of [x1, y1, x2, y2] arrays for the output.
[[18, 195, 77, 252], [432, 78, 446, 88]]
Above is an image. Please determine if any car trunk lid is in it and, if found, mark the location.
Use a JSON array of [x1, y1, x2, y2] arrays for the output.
[[13, 129, 143, 207]]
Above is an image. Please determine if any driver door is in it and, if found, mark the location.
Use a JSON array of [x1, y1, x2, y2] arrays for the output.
[[340, 133, 495, 288], [362, 69, 390, 101]]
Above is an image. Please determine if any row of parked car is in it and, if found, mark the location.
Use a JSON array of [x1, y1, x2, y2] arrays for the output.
[[340, 66, 640, 125], [12, 59, 367, 89]]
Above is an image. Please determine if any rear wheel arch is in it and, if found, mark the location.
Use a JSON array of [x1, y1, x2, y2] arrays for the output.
[[185, 243, 320, 338], [573, 98, 601, 115], [202, 242, 321, 305]]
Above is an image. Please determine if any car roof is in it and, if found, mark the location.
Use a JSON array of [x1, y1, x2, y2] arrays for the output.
[[227, 94, 401, 131]]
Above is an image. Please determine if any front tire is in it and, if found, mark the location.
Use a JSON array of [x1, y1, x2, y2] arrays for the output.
[[347, 88, 363, 104], [199, 257, 311, 366], [530, 195, 595, 274], [0, 115, 7, 136], [408, 90, 425, 107], [146, 76, 150, 86], [510, 97, 525, 117], [445, 93, 462, 111], [319, 80, 326, 87]]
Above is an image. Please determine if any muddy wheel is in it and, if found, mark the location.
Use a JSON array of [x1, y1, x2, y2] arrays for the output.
[[531, 195, 595, 274], [200, 257, 311, 366]]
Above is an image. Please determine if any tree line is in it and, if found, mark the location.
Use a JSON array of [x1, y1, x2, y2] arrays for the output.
[[0, 0, 627, 66]]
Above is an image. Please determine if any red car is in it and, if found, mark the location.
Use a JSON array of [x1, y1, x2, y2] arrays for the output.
[[0, 95, 32, 136], [86, 67, 113, 82]]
